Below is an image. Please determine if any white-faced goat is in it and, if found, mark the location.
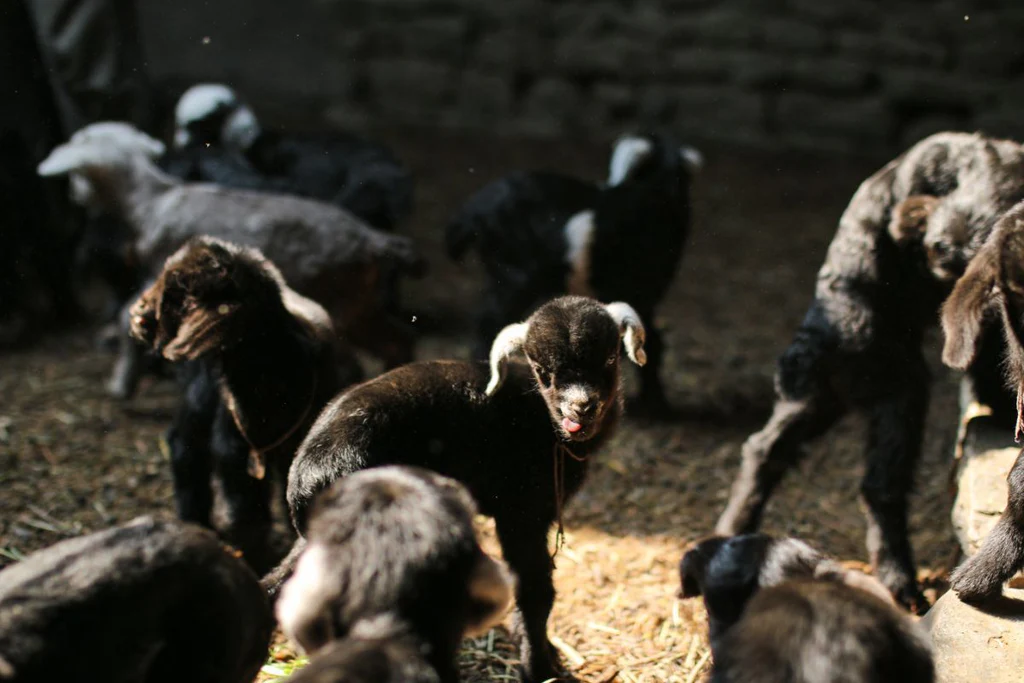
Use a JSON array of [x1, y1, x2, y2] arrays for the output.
[[0, 516, 273, 683], [446, 133, 701, 414], [173, 83, 414, 233], [680, 534, 934, 683], [263, 295, 647, 683], [129, 237, 362, 570], [37, 122, 423, 397], [941, 200, 1024, 601], [275, 466, 514, 683]]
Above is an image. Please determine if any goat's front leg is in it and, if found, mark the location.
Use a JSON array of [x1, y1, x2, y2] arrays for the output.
[[495, 515, 562, 683], [106, 300, 146, 399], [860, 352, 930, 613], [951, 449, 1024, 602]]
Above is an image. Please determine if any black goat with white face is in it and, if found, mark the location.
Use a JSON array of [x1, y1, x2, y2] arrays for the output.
[[680, 534, 934, 683], [446, 133, 700, 414], [173, 83, 413, 233], [276, 467, 514, 683], [266, 295, 647, 683], [0, 517, 273, 683]]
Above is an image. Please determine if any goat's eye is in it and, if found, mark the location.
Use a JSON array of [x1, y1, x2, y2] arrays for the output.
[[930, 242, 949, 257], [606, 355, 618, 367]]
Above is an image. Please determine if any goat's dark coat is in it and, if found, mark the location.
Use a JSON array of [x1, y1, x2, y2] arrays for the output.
[[716, 131, 1024, 610], [0, 516, 273, 683], [272, 296, 645, 683], [446, 134, 698, 411], [277, 467, 513, 683], [130, 238, 360, 570], [680, 534, 933, 683], [941, 201, 1024, 600]]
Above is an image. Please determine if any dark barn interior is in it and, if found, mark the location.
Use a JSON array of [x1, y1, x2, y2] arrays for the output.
[[3, 1, 1024, 681]]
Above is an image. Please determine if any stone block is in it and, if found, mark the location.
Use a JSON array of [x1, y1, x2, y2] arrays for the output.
[[881, 68, 997, 108], [923, 588, 1024, 683], [774, 93, 893, 140], [367, 60, 455, 118], [836, 30, 947, 67], [456, 70, 514, 122], [788, 58, 871, 94]]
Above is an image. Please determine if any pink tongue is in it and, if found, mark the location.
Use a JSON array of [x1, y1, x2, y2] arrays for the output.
[[562, 417, 582, 433]]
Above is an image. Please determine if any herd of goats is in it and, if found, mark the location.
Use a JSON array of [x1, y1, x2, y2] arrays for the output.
[[5, 82, 1024, 683]]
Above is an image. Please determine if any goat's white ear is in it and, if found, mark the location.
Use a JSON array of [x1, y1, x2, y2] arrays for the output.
[[137, 134, 166, 158], [604, 302, 647, 366], [223, 105, 261, 150], [485, 322, 529, 396], [608, 136, 653, 187], [680, 146, 704, 173], [37, 144, 89, 176]]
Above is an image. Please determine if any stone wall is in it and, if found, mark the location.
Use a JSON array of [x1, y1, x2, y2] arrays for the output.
[[140, 0, 1024, 155]]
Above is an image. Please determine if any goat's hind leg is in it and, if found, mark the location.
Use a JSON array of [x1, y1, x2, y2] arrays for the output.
[[860, 351, 930, 612], [716, 329, 844, 535], [951, 449, 1024, 602]]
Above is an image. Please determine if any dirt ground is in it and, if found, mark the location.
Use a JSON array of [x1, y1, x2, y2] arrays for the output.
[[0, 130, 962, 682]]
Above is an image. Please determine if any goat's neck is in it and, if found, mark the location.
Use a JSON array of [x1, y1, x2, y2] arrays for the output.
[[217, 314, 317, 451], [97, 159, 178, 229]]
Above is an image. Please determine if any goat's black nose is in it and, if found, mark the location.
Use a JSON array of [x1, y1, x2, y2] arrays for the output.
[[571, 401, 597, 419]]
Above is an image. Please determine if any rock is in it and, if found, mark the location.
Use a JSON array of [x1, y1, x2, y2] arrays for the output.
[[922, 587, 1024, 683], [951, 390, 1020, 557]]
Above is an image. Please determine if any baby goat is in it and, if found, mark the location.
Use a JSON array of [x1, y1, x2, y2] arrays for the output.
[[267, 295, 647, 683], [716, 131, 1024, 611], [0, 516, 273, 683], [680, 534, 934, 683], [446, 134, 701, 413], [174, 83, 414, 233], [130, 237, 362, 568], [38, 122, 424, 372], [941, 200, 1024, 601], [276, 466, 514, 683]]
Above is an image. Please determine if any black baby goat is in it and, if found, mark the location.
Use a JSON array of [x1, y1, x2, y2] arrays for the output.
[[276, 466, 514, 683], [680, 534, 934, 683], [130, 237, 362, 569], [0, 516, 273, 683], [266, 295, 647, 683], [446, 134, 701, 413]]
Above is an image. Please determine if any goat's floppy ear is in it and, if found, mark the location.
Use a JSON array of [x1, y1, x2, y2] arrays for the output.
[[679, 146, 704, 174], [37, 144, 90, 176], [888, 195, 939, 245], [604, 302, 647, 366], [160, 301, 240, 362], [464, 553, 516, 637], [941, 239, 1000, 369], [485, 322, 529, 396], [679, 548, 705, 598]]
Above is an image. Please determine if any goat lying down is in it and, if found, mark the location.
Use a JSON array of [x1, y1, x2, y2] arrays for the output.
[[716, 131, 1024, 611], [276, 466, 514, 683], [37, 122, 424, 373], [446, 134, 701, 413], [0, 516, 273, 683], [941, 199, 1024, 601], [265, 295, 647, 683], [680, 534, 934, 683], [129, 237, 362, 569]]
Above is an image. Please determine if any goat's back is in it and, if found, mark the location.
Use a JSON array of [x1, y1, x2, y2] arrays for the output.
[[711, 580, 933, 683], [0, 516, 272, 683]]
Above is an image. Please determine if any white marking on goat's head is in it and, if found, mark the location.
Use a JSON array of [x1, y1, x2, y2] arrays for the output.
[[222, 105, 261, 151], [608, 135, 653, 186], [175, 84, 239, 128], [39, 123, 163, 178], [277, 543, 336, 654], [564, 210, 596, 296], [680, 146, 704, 173]]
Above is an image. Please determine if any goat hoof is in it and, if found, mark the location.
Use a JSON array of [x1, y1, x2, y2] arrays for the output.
[[892, 583, 929, 615], [950, 563, 1004, 604]]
